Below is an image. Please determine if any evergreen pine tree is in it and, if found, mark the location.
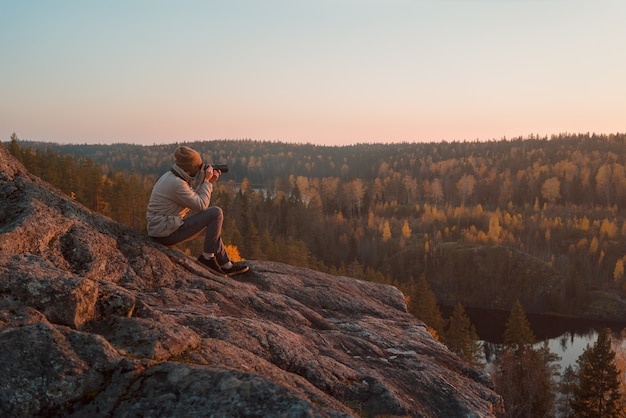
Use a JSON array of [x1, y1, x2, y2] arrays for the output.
[[494, 344, 560, 418], [244, 223, 264, 259], [408, 274, 444, 339], [557, 365, 578, 418], [503, 299, 536, 352], [571, 328, 622, 417], [8, 133, 23, 162], [614, 329, 626, 413], [495, 302, 559, 418], [443, 302, 483, 367]]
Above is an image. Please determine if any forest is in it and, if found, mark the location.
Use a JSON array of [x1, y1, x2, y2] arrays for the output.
[[5, 132, 626, 416], [8, 133, 626, 316]]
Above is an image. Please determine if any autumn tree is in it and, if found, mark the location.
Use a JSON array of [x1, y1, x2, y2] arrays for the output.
[[596, 164, 613, 207], [400, 219, 411, 239], [540, 176, 561, 205], [488, 215, 502, 243], [426, 178, 444, 205], [457, 174, 476, 206], [498, 170, 514, 206], [612, 163, 626, 210]]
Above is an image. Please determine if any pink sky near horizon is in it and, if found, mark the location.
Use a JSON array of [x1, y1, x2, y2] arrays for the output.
[[1, 1, 625, 146]]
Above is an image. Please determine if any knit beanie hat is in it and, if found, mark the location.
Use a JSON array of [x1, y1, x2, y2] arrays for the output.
[[174, 146, 202, 173]]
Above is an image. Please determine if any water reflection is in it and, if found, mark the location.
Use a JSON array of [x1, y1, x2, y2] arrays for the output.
[[443, 306, 626, 370], [546, 331, 595, 371]]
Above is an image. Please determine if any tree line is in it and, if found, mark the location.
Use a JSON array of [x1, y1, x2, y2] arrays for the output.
[[8, 135, 152, 232], [7, 133, 626, 316]]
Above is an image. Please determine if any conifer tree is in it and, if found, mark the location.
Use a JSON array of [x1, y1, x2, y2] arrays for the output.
[[443, 302, 483, 367], [244, 223, 264, 259], [557, 365, 578, 418], [408, 274, 444, 339], [571, 328, 622, 417], [494, 343, 560, 418], [503, 299, 536, 352], [8, 133, 22, 161], [614, 329, 626, 412], [495, 301, 559, 418]]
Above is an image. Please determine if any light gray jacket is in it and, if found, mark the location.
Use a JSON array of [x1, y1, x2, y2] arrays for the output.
[[146, 164, 213, 237]]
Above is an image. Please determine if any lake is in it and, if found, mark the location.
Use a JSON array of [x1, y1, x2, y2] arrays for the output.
[[443, 306, 626, 372]]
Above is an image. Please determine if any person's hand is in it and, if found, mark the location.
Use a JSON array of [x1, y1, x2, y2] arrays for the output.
[[205, 165, 221, 183], [203, 164, 214, 182]]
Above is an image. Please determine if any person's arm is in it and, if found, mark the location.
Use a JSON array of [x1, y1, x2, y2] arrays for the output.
[[172, 180, 212, 212], [171, 164, 220, 212]]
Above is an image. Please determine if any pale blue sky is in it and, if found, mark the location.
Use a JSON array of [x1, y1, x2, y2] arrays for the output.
[[1, 0, 625, 145]]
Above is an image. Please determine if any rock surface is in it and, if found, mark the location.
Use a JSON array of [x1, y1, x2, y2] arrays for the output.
[[0, 143, 503, 417]]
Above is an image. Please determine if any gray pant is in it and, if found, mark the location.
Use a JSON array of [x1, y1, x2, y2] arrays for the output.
[[152, 206, 230, 265]]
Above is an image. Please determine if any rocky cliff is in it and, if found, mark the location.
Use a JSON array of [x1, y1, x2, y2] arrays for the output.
[[0, 143, 503, 417]]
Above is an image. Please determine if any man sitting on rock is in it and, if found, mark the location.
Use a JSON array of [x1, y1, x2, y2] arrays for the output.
[[146, 145, 249, 277]]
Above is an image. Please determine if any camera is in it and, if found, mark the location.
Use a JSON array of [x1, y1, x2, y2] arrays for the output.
[[205, 163, 229, 173]]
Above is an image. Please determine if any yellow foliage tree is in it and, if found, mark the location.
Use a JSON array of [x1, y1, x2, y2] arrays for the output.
[[488, 215, 501, 243], [580, 216, 590, 231], [382, 220, 392, 242], [401, 219, 411, 239], [225, 244, 244, 262], [541, 176, 561, 204], [600, 218, 619, 239]]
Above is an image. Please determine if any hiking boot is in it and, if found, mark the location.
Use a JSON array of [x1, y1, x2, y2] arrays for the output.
[[222, 263, 250, 277], [197, 255, 225, 276]]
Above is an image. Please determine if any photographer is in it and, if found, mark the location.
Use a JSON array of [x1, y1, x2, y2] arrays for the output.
[[146, 145, 249, 276]]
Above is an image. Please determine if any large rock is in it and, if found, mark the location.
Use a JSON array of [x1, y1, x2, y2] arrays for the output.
[[0, 143, 503, 417]]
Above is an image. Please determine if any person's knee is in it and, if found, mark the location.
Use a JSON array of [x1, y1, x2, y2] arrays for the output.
[[210, 206, 223, 220], [200, 206, 223, 223]]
